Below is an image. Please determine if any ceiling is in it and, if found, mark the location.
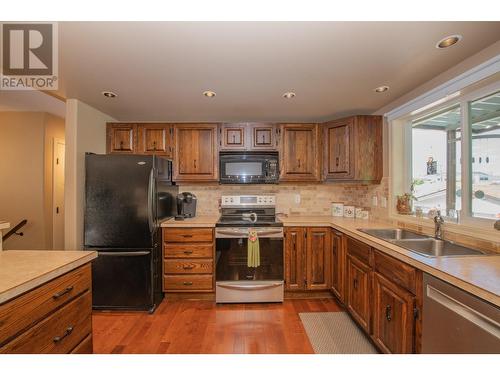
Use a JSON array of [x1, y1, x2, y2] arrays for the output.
[[56, 22, 500, 122]]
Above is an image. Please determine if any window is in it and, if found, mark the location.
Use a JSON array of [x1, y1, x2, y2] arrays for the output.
[[469, 91, 500, 220], [411, 106, 461, 218], [393, 78, 500, 228]]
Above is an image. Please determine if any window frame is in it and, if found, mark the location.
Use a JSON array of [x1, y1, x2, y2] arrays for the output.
[[388, 77, 500, 239]]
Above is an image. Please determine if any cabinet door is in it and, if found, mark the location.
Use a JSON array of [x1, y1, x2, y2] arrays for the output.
[[372, 272, 415, 353], [346, 254, 371, 333], [285, 227, 305, 291], [249, 123, 277, 150], [220, 124, 247, 150], [137, 124, 173, 157], [324, 118, 354, 179], [174, 124, 218, 181], [107, 123, 137, 153], [280, 124, 320, 181], [331, 231, 345, 303], [305, 228, 331, 290]]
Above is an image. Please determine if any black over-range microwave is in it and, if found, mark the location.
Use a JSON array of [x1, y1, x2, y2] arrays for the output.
[[219, 151, 279, 184]]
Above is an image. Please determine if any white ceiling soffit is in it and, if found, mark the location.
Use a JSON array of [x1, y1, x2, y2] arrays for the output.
[[55, 21, 500, 122], [0, 90, 66, 118]]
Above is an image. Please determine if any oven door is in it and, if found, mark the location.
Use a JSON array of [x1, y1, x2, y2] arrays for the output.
[[215, 227, 284, 282]]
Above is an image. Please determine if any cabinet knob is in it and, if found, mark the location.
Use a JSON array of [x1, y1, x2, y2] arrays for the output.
[[336, 157, 339, 167], [353, 278, 358, 289], [385, 304, 392, 322], [194, 159, 197, 169], [119, 140, 124, 150], [297, 159, 301, 168]]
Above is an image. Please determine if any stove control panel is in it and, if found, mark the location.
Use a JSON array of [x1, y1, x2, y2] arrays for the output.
[[221, 195, 276, 207]]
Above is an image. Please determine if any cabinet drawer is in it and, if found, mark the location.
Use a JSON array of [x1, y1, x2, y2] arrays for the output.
[[164, 243, 213, 258], [163, 275, 213, 291], [164, 259, 213, 274], [346, 237, 371, 265], [0, 291, 92, 354], [71, 334, 93, 354], [373, 250, 416, 294], [0, 264, 91, 346], [164, 228, 214, 243]]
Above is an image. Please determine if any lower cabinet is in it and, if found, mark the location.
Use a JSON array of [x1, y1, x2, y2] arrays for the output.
[[346, 254, 371, 332], [341, 235, 421, 354], [284, 227, 331, 291], [0, 264, 93, 354], [163, 227, 215, 292], [331, 231, 345, 303], [372, 272, 415, 354]]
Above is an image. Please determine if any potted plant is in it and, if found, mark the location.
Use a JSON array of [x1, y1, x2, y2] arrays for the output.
[[396, 180, 420, 215]]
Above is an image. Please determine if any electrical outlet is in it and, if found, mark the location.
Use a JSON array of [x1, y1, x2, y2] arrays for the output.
[[294, 194, 301, 204], [372, 196, 378, 207], [381, 196, 387, 208]]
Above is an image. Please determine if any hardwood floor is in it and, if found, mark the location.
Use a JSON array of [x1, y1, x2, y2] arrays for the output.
[[92, 298, 343, 354]]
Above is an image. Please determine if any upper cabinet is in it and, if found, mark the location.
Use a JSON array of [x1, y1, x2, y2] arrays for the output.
[[279, 123, 321, 182], [107, 123, 137, 154], [323, 115, 382, 182], [137, 124, 174, 157], [219, 123, 278, 151], [173, 124, 218, 182]]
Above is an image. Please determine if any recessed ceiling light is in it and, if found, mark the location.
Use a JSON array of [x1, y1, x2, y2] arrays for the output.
[[283, 92, 296, 99], [102, 91, 117, 98], [203, 90, 216, 98], [436, 35, 462, 49], [374, 86, 389, 93]]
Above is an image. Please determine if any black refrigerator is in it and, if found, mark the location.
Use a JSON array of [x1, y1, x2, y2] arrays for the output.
[[84, 153, 178, 312]]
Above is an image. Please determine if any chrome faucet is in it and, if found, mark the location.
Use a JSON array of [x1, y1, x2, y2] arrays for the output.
[[434, 210, 444, 239]]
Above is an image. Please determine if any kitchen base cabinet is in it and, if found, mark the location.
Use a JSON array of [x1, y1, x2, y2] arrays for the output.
[[0, 264, 93, 354], [331, 231, 346, 303], [372, 272, 415, 354], [163, 227, 215, 292], [346, 254, 371, 333], [284, 227, 331, 292]]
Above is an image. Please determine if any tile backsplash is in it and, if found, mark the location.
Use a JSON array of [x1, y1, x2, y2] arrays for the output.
[[178, 177, 390, 219]]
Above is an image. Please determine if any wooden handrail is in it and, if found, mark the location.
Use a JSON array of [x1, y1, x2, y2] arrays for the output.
[[2, 219, 27, 242]]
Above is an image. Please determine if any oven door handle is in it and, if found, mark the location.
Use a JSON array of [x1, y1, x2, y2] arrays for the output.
[[216, 229, 283, 238], [217, 283, 283, 290]]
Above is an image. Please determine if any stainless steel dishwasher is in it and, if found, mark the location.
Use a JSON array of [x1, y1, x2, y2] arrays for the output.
[[422, 273, 500, 353]]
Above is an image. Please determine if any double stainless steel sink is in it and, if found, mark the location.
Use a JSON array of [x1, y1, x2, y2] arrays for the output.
[[358, 228, 489, 257]]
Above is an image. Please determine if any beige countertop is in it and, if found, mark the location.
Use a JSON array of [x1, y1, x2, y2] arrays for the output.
[[0, 250, 97, 304], [161, 215, 220, 228], [0, 221, 10, 230], [279, 215, 500, 307]]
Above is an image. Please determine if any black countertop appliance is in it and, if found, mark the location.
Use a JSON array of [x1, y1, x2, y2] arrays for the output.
[[84, 154, 178, 312], [176, 192, 197, 219]]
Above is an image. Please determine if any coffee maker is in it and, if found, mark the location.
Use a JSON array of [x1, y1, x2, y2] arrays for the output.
[[176, 192, 197, 220]]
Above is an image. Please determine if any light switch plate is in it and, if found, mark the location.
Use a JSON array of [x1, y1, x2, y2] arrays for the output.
[[372, 196, 378, 207], [295, 194, 301, 204]]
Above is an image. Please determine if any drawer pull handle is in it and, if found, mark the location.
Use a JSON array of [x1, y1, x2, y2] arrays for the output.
[[53, 326, 74, 343], [385, 305, 392, 322], [353, 278, 358, 289], [183, 282, 193, 286], [182, 234, 193, 238], [183, 265, 195, 270], [183, 250, 193, 254], [52, 286, 74, 300]]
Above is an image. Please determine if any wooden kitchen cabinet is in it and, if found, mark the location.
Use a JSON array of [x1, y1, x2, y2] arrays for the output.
[[372, 272, 415, 354], [0, 264, 93, 353], [346, 254, 371, 333], [284, 227, 306, 291], [137, 123, 174, 157], [163, 227, 215, 292], [280, 124, 321, 181], [106, 123, 137, 153], [331, 231, 346, 303], [219, 123, 278, 151], [305, 227, 331, 290], [323, 115, 382, 182], [284, 227, 330, 291], [173, 124, 218, 181]]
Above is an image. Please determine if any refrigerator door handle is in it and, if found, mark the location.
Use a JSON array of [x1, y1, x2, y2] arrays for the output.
[[99, 251, 151, 256], [147, 168, 154, 233]]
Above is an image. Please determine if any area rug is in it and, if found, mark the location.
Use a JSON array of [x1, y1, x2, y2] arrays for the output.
[[299, 312, 378, 354]]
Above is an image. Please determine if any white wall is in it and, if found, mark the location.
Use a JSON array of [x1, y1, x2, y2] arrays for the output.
[[64, 99, 116, 250]]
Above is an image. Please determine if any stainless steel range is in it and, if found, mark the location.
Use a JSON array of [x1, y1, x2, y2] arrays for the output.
[[215, 195, 284, 303]]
